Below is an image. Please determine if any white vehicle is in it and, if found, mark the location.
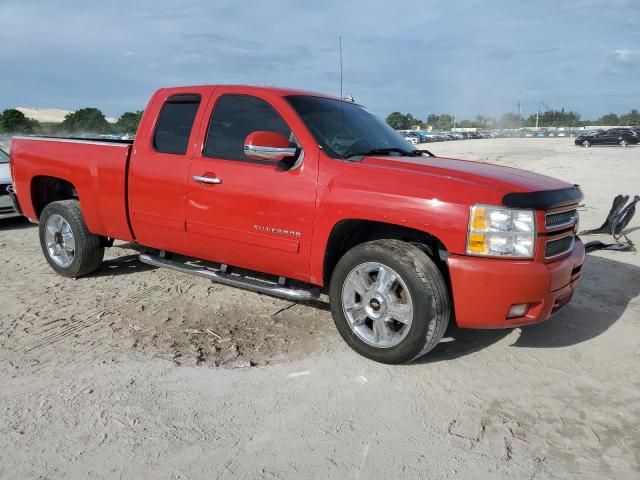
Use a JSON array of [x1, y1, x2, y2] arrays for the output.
[[0, 147, 21, 219], [399, 131, 419, 145]]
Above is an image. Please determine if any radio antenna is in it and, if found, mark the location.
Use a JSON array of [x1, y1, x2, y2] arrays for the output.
[[339, 36, 344, 129]]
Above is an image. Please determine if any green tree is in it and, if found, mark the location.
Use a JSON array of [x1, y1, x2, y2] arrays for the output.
[[474, 115, 495, 129], [386, 112, 411, 130], [0, 109, 38, 133], [456, 119, 474, 128], [525, 109, 581, 128], [426, 114, 454, 131], [406, 113, 425, 129], [60, 108, 110, 133], [597, 113, 619, 126], [115, 111, 143, 134], [497, 112, 524, 129], [386, 112, 405, 129], [619, 109, 640, 126], [385, 112, 426, 130]]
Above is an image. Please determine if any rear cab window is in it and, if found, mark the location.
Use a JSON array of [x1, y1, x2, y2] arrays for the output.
[[153, 94, 202, 155]]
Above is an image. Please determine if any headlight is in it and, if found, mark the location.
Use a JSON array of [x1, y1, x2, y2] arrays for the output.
[[467, 205, 536, 258]]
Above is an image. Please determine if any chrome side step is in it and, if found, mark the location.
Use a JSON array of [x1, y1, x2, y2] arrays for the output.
[[139, 253, 320, 301]]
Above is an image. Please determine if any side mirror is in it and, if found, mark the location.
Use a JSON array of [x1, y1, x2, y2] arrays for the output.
[[243, 131, 297, 162]]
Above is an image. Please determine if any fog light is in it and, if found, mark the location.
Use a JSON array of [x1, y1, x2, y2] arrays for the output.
[[507, 303, 529, 319]]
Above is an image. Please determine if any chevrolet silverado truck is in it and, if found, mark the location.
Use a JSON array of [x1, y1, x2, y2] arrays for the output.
[[9, 85, 585, 364]]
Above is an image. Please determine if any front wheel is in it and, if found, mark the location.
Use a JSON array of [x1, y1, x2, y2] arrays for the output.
[[582, 140, 591, 147], [620, 140, 628, 147], [329, 240, 450, 364], [39, 200, 104, 278]]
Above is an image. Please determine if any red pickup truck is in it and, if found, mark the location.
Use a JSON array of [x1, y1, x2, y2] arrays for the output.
[[9, 85, 585, 363]]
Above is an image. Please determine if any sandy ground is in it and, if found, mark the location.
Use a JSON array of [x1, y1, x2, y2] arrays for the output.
[[0, 138, 639, 479]]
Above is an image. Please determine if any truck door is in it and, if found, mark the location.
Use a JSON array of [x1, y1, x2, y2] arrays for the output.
[[186, 90, 319, 282], [128, 91, 209, 255]]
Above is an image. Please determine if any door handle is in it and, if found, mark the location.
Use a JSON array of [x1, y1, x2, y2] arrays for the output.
[[193, 175, 222, 185]]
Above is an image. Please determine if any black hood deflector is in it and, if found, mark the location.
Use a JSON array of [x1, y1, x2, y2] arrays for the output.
[[502, 185, 583, 210]]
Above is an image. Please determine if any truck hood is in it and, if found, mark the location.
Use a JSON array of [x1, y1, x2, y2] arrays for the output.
[[361, 155, 571, 195]]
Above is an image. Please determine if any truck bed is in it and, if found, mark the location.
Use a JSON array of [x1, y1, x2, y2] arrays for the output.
[[10, 136, 135, 241], [20, 135, 135, 146]]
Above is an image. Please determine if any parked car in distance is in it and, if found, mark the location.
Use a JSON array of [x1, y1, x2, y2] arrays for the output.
[[575, 128, 639, 147], [412, 130, 431, 143], [0, 147, 22, 220], [399, 131, 419, 145], [10, 84, 585, 364]]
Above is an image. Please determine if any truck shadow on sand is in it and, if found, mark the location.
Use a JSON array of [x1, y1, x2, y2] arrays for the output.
[[0, 217, 35, 231], [418, 254, 640, 363], [89, 243, 156, 277], [92, 253, 157, 277]]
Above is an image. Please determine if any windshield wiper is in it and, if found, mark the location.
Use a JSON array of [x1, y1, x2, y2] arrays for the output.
[[343, 148, 424, 159]]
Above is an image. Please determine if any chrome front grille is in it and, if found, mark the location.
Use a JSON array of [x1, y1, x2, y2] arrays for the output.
[[545, 208, 577, 230], [545, 235, 574, 259]]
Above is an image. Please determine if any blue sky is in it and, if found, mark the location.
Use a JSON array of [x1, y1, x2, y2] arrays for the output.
[[0, 0, 638, 120]]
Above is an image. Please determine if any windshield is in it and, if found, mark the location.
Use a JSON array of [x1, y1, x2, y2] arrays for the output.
[[0, 148, 8, 164], [285, 95, 416, 159]]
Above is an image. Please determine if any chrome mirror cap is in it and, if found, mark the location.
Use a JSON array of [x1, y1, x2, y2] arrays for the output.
[[243, 144, 297, 160]]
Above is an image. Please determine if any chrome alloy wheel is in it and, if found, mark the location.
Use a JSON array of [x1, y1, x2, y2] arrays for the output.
[[341, 262, 414, 348], [44, 213, 75, 268]]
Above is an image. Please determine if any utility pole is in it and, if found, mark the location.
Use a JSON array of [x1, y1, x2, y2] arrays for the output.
[[517, 101, 521, 118], [453, 114, 456, 130], [536, 101, 550, 129]]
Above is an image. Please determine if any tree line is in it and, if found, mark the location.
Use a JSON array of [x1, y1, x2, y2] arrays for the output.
[[3, 104, 639, 136], [386, 109, 640, 130], [0, 108, 143, 135]]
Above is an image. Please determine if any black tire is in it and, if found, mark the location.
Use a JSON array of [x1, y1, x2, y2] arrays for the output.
[[582, 140, 591, 147], [39, 200, 104, 278], [329, 239, 450, 364]]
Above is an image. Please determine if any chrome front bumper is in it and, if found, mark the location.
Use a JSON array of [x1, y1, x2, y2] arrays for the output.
[[0, 185, 21, 219]]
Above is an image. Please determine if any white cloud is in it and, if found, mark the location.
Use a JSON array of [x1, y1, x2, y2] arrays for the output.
[[0, 0, 638, 118], [609, 49, 640, 64]]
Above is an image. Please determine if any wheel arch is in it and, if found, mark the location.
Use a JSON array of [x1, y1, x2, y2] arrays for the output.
[[322, 219, 450, 286], [30, 175, 79, 219]]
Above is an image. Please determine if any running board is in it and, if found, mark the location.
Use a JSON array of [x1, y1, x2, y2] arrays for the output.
[[139, 253, 320, 301]]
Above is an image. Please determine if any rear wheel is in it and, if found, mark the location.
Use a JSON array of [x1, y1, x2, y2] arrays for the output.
[[329, 240, 450, 364], [620, 139, 628, 147], [39, 200, 104, 278], [582, 140, 591, 147]]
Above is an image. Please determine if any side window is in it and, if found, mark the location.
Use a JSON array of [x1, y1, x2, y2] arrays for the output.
[[204, 94, 292, 160], [153, 94, 201, 155]]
